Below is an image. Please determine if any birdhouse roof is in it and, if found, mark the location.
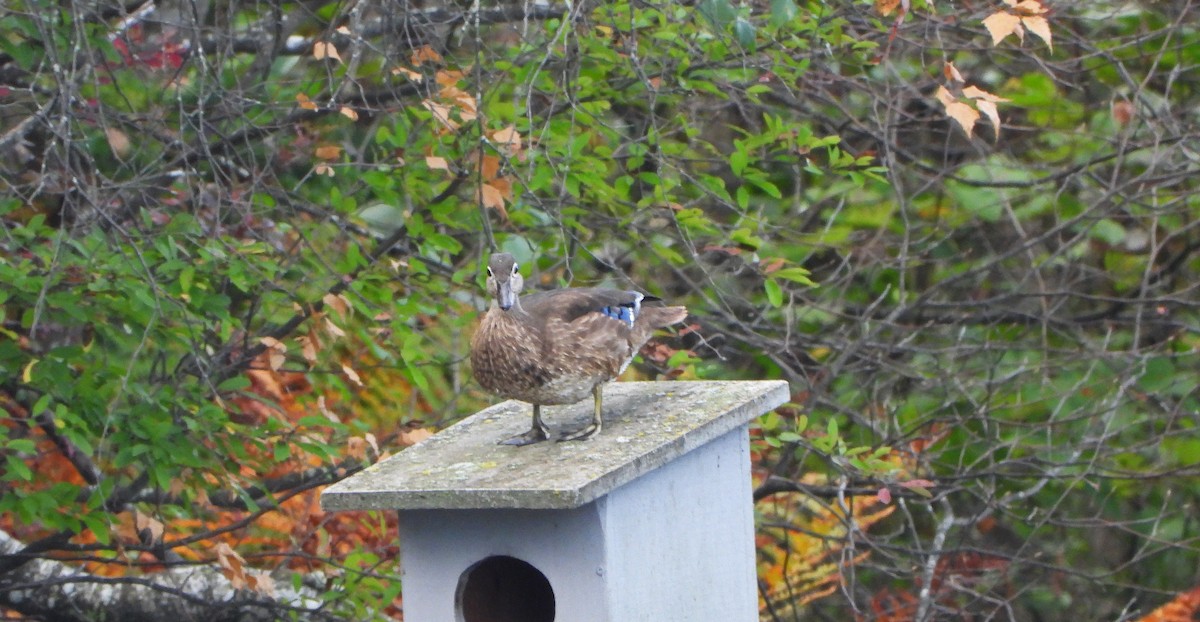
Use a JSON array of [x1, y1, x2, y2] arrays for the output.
[[321, 381, 788, 510]]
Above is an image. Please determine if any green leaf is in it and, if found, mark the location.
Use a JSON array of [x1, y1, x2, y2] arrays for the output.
[[5, 455, 32, 481], [698, 0, 737, 28], [733, 18, 757, 50], [764, 279, 783, 307], [773, 267, 817, 287], [769, 0, 798, 27]]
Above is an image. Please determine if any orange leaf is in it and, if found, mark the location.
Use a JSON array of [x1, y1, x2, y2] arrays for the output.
[[426, 155, 450, 171], [258, 337, 286, 371], [875, 0, 900, 16], [480, 183, 505, 211], [248, 573, 276, 597], [324, 317, 346, 338], [322, 293, 350, 319], [295, 93, 318, 111], [1021, 15, 1052, 51], [1134, 585, 1200, 622], [1112, 100, 1134, 126], [392, 66, 423, 82], [411, 45, 444, 66], [945, 102, 980, 138], [974, 99, 1002, 140], [490, 125, 522, 152], [934, 85, 957, 107], [215, 542, 247, 589], [422, 100, 459, 131], [105, 128, 131, 158], [962, 85, 1009, 103], [982, 10, 1023, 46], [134, 510, 164, 541], [339, 106, 359, 121], [479, 154, 500, 181], [313, 41, 341, 62], [342, 364, 363, 387], [489, 176, 513, 200], [400, 427, 434, 446], [318, 396, 339, 423], [298, 333, 319, 364], [761, 258, 786, 274], [943, 61, 964, 83], [1012, 0, 1047, 14]]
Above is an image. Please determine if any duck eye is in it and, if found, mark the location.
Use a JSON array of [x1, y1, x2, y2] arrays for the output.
[[486, 267, 493, 277], [511, 263, 519, 275]]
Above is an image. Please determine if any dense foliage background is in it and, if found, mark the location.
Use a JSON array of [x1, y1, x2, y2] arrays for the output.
[[2, 0, 1198, 619]]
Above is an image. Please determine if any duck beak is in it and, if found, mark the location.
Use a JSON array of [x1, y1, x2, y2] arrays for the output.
[[497, 280, 516, 310]]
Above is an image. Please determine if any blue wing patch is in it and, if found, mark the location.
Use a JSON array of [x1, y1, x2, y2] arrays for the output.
[[599, 293, 642, 328]]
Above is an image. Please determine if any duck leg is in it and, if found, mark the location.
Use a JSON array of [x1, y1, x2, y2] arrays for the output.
[[559, 385, 603, 442], [500, 404, 551, 446]]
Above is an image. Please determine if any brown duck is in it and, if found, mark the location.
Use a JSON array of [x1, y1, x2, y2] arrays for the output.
[[471, 252, 688, 446]]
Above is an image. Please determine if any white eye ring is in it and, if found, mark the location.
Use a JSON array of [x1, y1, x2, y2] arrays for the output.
[[511, 264, 519, 275]]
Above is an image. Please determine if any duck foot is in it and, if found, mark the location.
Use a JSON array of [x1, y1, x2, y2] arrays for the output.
[[557, 421, 599, 442], [499, 426, 550, 446]]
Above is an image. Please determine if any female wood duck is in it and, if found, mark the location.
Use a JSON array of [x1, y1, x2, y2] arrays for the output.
[[470, 252, 688, 446]]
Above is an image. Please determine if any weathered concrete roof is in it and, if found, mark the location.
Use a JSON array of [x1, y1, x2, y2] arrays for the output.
[[320, 380, 789, 511]]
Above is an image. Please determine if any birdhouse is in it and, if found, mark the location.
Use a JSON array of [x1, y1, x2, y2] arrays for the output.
[[320, 380, 788, 622]]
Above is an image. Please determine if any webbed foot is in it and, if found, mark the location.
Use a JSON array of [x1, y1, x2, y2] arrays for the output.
[[557, 420, 600, 442], [499, 427, 550, 446]]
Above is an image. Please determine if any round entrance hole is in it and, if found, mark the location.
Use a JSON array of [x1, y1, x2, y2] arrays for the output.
[[456, 555, 555, 622]]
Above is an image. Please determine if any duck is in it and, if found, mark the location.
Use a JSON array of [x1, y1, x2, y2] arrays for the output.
[[470, 252, 688, 446]]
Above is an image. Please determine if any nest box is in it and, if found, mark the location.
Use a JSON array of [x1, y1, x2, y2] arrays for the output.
[[321, 380, 788, 621]]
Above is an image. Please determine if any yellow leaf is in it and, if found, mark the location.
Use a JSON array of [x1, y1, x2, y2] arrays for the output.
[[425, 155, 450, 171], [975, 99, 1003, 140], [342, 364, 363, 387], [295, 93, 318, 110], [982, 10, 1023, 46], [944, 101, 980, 139], [22, 359, 37, 383], [1021, 15, 1053, 51], [339, 106, 359, 121], [315, 145, 341, 160], [313, 41, 342, 62]]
